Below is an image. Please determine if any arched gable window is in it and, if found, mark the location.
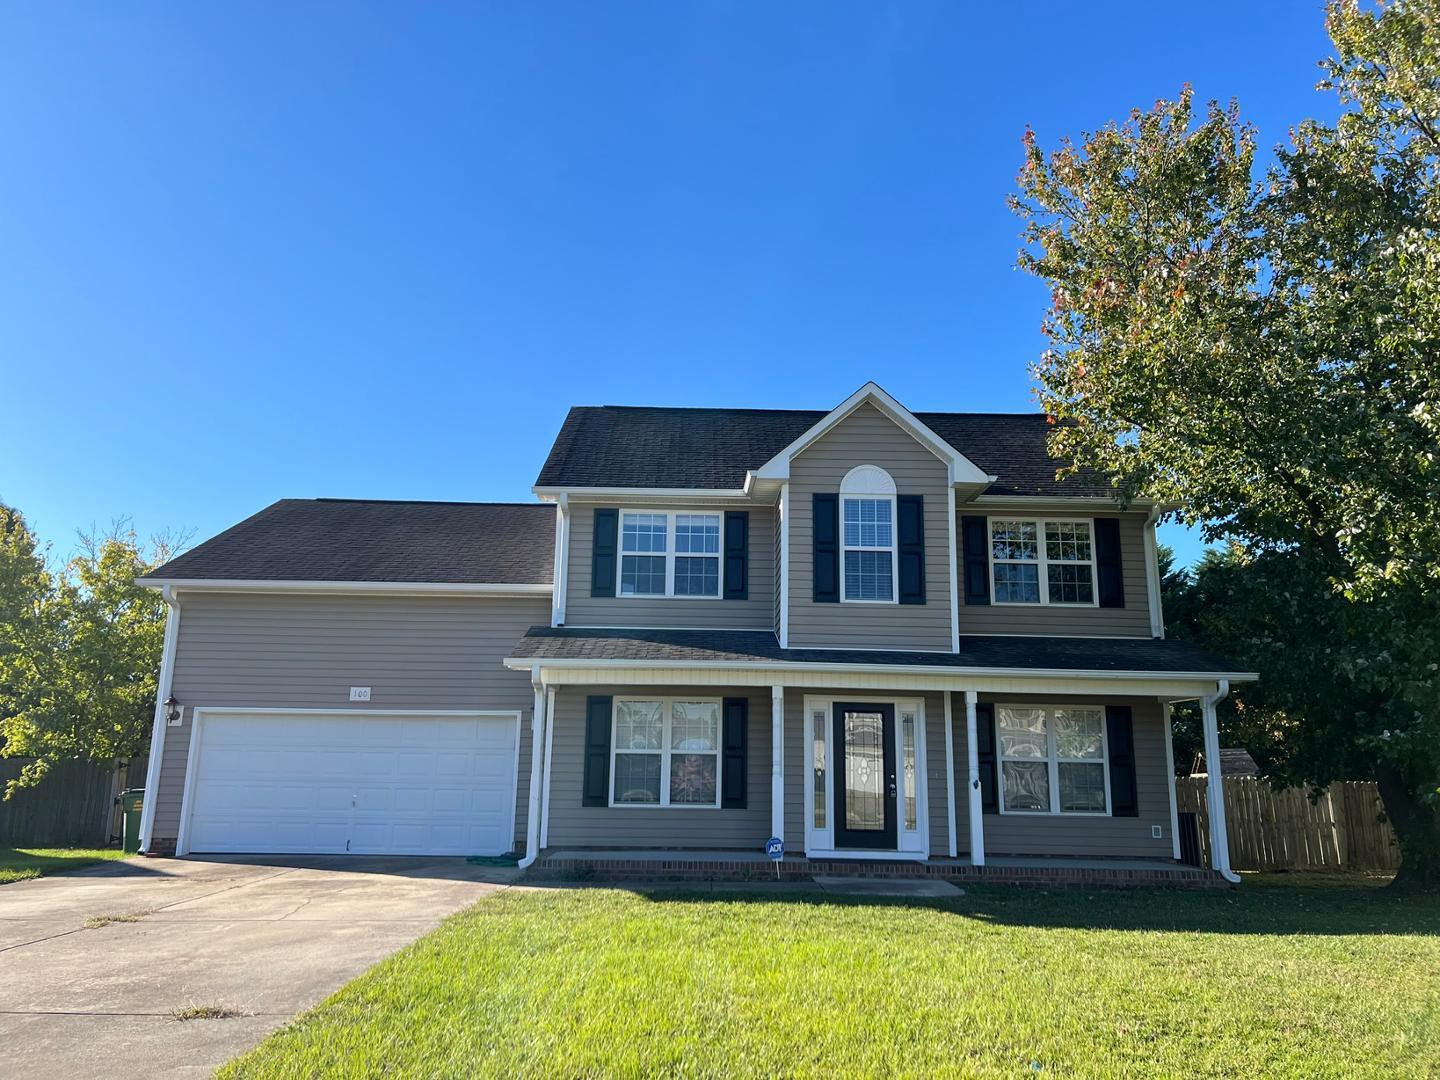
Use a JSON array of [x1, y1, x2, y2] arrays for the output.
[[838, 466, 897, 602]]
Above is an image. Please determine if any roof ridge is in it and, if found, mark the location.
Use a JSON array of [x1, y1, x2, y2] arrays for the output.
[[307, 498, 549, 508], [572, 404, 1051, 419]]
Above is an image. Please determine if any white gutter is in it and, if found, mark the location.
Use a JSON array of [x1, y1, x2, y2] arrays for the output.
[[1200, 679, 1241, 883], [503, 655, 1259, 683], [135, 578, 552, 597], [518, 669, 547, 870], [137, 586, 181, 853], [532, 486, 751, 500], [964, 495, 1152, 509]]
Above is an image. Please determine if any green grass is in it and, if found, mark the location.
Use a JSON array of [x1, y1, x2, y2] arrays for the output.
[[222, 879, 1440, 1079], [0, 847, 130, 884]]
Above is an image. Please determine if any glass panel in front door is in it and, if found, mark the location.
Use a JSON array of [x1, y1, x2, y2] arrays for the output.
[[843, 710, 886, 832]]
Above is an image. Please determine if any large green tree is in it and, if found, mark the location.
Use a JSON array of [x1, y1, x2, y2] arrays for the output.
[[0, 506, 174, 796], [1013, 0, 1440, 887]]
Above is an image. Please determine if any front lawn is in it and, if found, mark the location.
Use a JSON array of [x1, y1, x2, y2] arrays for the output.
[[0, 847, 130, 884], [223, 879, 1440, 1078]]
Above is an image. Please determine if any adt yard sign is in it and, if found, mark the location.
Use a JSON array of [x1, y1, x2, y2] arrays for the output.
[[765, 836, 784, 860]]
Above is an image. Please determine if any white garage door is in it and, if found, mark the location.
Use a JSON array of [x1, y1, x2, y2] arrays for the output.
[[184, 711, 519, 856]]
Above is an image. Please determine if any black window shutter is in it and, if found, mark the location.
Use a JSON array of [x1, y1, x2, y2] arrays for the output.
[[1106, 705, 1138, 817], [1095, 517, 1125, 608], [591, 509, 618, 598], [721, 697, 748, 808], [813, 493, 839, 603], [723, 511, 749, 600], [961, 515, 991, 606], [897, 494, 926, 605], [582, 695, 613, 806], [975, 702, 998, 813]]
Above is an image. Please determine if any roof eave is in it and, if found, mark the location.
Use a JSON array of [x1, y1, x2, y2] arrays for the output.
[[532, 485, 752, 501], [503, 654, 1259, 683], [136, 577, 553, 597]]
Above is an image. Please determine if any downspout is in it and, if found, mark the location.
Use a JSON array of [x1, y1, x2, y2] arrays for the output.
[[137, 585, 181, 854], [518, 669, 547, 870], [1200, 679, 1241, 883], [1143, 506, 1165, 638], [550, 495, 568, 627]]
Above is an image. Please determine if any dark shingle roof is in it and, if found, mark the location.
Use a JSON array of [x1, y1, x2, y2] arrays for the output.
[[509, 627, 1252, 676], [535, 405, 1112, 497], [146, 499, 554, 585]]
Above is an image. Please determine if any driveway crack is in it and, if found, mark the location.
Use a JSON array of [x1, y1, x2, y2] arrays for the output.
[[0, 866, 305, 956]]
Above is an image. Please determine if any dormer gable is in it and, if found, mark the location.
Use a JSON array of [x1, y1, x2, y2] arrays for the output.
[[752, 382, 994, 488]]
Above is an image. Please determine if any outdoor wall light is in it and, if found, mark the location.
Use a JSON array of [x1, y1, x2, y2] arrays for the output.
[[164, 695, 181, 724]]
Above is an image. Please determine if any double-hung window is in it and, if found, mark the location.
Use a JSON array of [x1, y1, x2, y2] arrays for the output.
[[611, 698, 722, 807], [618, 510, 721, 597], [990, 518, 1096, 605], [997, 705, 1109, 815], [842, 497, 895, 602]]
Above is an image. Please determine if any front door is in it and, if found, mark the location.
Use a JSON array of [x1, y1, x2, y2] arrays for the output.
[[833, 703, 897, 849]]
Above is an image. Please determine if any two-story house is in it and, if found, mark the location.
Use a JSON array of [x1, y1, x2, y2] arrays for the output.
[[136, 383, 1252, 884]]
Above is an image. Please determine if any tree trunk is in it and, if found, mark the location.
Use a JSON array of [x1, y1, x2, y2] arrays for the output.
[[1375, 761, 1440, 892]]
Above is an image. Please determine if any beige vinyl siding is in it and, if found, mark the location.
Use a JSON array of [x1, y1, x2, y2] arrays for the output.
[[788, 402, 953, 650], [544, 686, 773, 849], [153, 592, 549, 847], [564, 502, 776, 630], [773, 504, 783, 634], [956, 510, 1155, 637], [965, 693, 1173, 858]]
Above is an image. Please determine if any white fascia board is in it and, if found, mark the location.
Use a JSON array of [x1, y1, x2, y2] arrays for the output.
[[965, 494, 1144, 509], [502, 655, 1259, 683], [532, 486, 750, 500], [504, 662, 1244, 698], [752, 381, 993, 486], [136, 578, 553, 597]]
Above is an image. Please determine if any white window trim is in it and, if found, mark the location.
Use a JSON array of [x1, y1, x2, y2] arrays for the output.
[[995, 703, 1111, 817], [609, 696, 723, 809], [987, 516, 1099, 608], [802, 694, 928, 855], [616, 509, 725, 600], [841, 495, 899, 604]]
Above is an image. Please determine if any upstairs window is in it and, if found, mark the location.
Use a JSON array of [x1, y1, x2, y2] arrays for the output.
[[619, 510, 721, 598], [990, 518, 1096, 605], [840, 465, 897, 603]]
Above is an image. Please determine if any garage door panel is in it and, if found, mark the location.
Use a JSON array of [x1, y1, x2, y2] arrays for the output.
[[186, 712, 518, 857]]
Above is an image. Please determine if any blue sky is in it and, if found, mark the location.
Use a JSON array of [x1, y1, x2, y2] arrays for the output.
[[0, 2, 1336, 569]]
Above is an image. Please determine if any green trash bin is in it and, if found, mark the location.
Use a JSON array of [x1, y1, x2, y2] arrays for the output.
[[119, 788, 145, 853]]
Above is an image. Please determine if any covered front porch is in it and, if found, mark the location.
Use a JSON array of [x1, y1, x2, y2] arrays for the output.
[[504, 627, 1253, 884]]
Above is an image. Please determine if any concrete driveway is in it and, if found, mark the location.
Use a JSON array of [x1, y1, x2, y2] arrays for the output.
[[0, 855, 517, 1079]]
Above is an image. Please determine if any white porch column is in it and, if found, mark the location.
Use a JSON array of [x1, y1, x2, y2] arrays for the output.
[[518, 671, 547, 869], [771, 685, 785, 843], [1162, 701, 1181, 861], [1201, 681, 1240, 883], [943, 693, 958, 857], [540, 686, 557, 848], [964, 690, 984, 866]]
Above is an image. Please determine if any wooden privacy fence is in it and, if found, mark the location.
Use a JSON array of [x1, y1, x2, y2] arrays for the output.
[[1176, 777, 1400, 872], [0, 757, 146, 848]]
